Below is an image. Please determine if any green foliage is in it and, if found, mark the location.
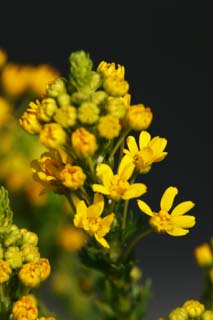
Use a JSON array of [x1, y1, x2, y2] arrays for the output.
[[0, 185, 13, 229]]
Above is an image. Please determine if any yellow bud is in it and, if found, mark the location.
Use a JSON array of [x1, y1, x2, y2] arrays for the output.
[[57, 93, 71, 107], [37, 258, 51, 282], [12, 295, 38, 320], [18, 262, 41, 288], [98, 115, 121, 139], [38, 98, 58, 122], [183, 299, 205, 318], [19, 102, 42, 135], [20, 229, 38, 246], [91, 90, 108, 105], [47, 77, 67, 97], [130, 266, 142, 282], [168, 307, 188, 320], [21, 244, 40, 263], [71, 91, 90, 105], [60, 164, 86, 189], [126, 104, 153, 131], [4, 246, 23, 269], [106, 96, 127, 119], [202, 310, 213, 320], [40, 123, 67, 149], [103, 76, 129, 97], [78, 101, 100, 124], [4, 224, 22, 247], [71, 127, 97, 157], [194, 243, 213, 267], [54, 105, 77, 128], [0, 259, 12, 283], [57, 225, 87, 251]]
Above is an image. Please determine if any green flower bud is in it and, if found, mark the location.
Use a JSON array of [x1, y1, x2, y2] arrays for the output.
[[130, 266, 142, 282], [91, 90, 108, 106], [38, 98, 58, 122], [54, 105, 77, 128], [0, 186, 13, 228], [71, 91, 90, 105], [81, 71, 101, 94], [202, 310, 213, 320], [20, 229, 38, 246], [21, 244, 40, 263], [4, 224, 22, 247], [47, 77, 67, 97], [168, 307, 188, 320], [106, 96, 127, 118], [78, 101, 100, 124], [4, 246, 23, 269], [57, 93, 71, 107]]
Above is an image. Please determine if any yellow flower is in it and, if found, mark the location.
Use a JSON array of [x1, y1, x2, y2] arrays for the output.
[[202, 310, 213, 320], [57, 225, 87, 251], [37, 98, 58, 122], [97, 115, 121, 139], [137, 186, 196, 236], [71, 127, 97, 157], [12, 295, 38, 320], [183, 299, 205, 318], [60, 164, 86, 189], [97, 61, 125, 80], [18, 262, 41, 287], [54, 105, 77, 128], [92, 156, 147, 201], [0, 96, 12, 127], [74, 193, 114, 248], [40, 123, 67, 149], [21, 244, 40, 263], [168, 307, 188, 320], [19, 100, 42, 134], [4, 246, 23, 269], [0, 259, 12, 283], [106, 96, 127, 119], [126, 104, 153, 131], [0, 48, 7, 67], [194, 243, 213, 267], [123, 131, 168, 173], [103, 76, 129, 97]]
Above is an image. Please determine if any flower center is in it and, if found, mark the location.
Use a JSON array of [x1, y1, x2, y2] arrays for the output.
[[150, 210, 172, 233], [109, 175, 130, 200], [133, 148, 153, 170], [88, 217, 101, 233]]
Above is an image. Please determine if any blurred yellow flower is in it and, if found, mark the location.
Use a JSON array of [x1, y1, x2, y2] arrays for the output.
[[19, 100, 42, 134], [74, 193, 114, 248], [124, 130, 168, 173], [92, 156, 147, 201], [126, 104, 153, 131], [0, 48, 7, 67], [194, 243, 213, 267], [183, 299, 205, 318], [97, 114, 121, 139], [0, 96, 12, 127], [57, 225, 87, 251], [0, 259, 12, 283], [71, 127, 97, 157], [137, 186, 196, 236]]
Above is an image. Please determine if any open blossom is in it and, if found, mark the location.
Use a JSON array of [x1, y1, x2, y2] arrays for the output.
[[123, 130, 168, 173], [137, 186, 196, 236], [92, 156, 147, 201], [97, 61, 126, 80], [74, 193, 114, 248]]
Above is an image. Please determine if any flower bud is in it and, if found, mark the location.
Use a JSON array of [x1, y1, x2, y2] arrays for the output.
[[0, 259, 12, 283], [18, 262, 41, 288], [19, 101, 42, 134], [183, 299, 205, 318], [57, 93, 71, 107], [20, 229, 38, 246], [4, 224, 22, 247], [47, 77, 67, 97], [98, 115, 121, 139], [106, 96, 127, 119], [60, 164, 86, 189], [40, 123, 67, 149], [71, 127, 97, 157], [37, 258, 51, 282], [54, 105, 77, 128], [38, 98, 58, 122], [71, 91, 90, 105], [126, 104, 153, 131], [21, 244, 40, 263], [194, 243, 213, 267], [12, 295, 38, 320], [168, 307, 188, 320], [78, 101, 100, 124], [4, 246, 23, 269], [202, 310, 213, 320], [103, 76, 129, 97], [91, 90, 107, 105]]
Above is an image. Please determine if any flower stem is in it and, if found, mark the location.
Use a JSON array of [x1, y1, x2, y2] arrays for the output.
[[109, 128, 130, 161], [121, 200, 129, 232], [122, 228, 153, 261]]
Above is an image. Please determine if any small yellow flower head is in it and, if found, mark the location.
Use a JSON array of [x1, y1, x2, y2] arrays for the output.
[[40, 123, 67, 149], [37, 258, 51, 282], [21, 244, 40, 263], [194, 243, 213, 267], [18, 262, 41, 287], [137, 186, 196, 236], [71, 127, 97, 157], [19, 101, 42, 134], [202, 310, 213, 320], [106, 96, 127, 119], [0, 97, 12, 127], [37, 98, 58, 122], [60, 164, 86, 189], [209, 268, 213, 283], [0, 259, 12, 283], [78, 101, 100, 124], [57, 225, 87, 251], [1, 63, 30, 96], [91, 90, 108, 105], [54, 105, 77, 128], [12, 295, 38, 320], [29, 64, 59, 96], [168, 307, 188, 320], [124, 131, 168, 173], [46, 77, 67, 98], [0, 48, 7, 67], [126, 104, 153, 131], [4, 246, 23, 269], [74, 193, 114, 248], [103, 76, 129, 97], [97, 61, 125, 80], [20, 229, 38, 246], [92, 156, 147, 201], [4, 224, 22, 247], [183, 299, 205, 318], [57, 93, 71, 107], [97, 115, 121, 139]]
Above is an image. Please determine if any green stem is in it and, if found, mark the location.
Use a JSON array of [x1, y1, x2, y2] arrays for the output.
[[86, 156, 96, 182], [121, 200, 129, 232], [109, 129, 130, 161], [122, 228, 153, 261]]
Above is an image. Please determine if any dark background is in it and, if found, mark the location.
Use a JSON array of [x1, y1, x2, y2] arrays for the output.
[[1, 1, 212, 319]]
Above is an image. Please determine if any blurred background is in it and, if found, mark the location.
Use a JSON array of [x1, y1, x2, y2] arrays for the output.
[[0, 1, 212, 319]]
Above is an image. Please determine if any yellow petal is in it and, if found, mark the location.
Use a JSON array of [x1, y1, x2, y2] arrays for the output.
[[160, 186, 178, 212], [74, 200, 87, 228], [167, 227, 189, 236], [98, 213, 115, 237], [126, 135, 138, 155], [137, 199, 154, 216], [118, 156, 135, 180], [153, 152, 168, 163], [95, 234, 110, 248], [87, 193, 104, 218], [139, 131, 151, 149], [149, 136, 167, 154], [92, 184, 110, 195], [171, 201, 195, 216], [123, 183, 147, 200], [171, 215, 196, 228], [96, 163, 113, 187]]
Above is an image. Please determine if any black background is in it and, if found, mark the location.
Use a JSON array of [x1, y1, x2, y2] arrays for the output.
[[1, 1, 213, 319]]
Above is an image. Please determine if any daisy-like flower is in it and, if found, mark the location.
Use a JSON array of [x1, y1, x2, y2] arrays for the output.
[[124, 131, 168, 173], [92, 156, 147, 201], [74, 193, 114, 248], [137, 186, 196, 236]]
